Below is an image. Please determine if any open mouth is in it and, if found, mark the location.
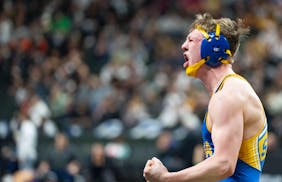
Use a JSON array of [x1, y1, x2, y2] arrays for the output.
[[183, 54, 189, 68]]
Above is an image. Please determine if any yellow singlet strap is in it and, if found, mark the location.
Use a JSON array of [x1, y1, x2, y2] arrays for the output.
[[216, 74, 245, 92]]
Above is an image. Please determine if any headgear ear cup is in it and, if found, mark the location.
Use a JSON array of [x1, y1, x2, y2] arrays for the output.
[[198, 24, 232, 68]]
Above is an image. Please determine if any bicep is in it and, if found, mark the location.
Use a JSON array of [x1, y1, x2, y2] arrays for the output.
[[209, 97, 244, 164]]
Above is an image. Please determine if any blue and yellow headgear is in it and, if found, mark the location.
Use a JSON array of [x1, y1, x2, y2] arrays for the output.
[[186, 24, 232, 77]]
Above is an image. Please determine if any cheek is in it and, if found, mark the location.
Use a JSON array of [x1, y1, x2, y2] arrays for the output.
[[190, 43, 202, 61]]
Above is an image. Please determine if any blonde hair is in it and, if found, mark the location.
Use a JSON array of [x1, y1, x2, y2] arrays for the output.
[[190, 13, 249, 56]]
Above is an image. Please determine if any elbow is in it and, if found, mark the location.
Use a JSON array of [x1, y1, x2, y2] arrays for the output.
[[217, 159, 235, 179]]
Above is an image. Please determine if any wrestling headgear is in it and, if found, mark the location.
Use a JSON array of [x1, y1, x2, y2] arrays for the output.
[[186, 24, 232, 77], [198, 24, 232, 67]]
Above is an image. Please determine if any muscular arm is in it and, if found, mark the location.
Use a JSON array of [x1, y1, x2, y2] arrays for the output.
[[162, 91, 244, 182]]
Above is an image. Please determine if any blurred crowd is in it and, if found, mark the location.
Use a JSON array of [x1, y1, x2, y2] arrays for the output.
[[0, 0, 282, 181]]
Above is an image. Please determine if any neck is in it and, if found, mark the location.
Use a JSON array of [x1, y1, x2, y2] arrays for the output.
[[198, 64, 235, 95]]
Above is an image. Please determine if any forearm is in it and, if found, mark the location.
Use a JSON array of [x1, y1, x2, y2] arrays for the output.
[[163, 156, 233, 182]]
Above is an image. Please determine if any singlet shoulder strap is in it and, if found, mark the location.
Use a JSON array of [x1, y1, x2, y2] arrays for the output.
[[215, 74, 246, 93]]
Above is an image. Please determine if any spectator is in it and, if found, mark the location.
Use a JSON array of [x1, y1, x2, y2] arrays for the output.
[[46, 132, 75, 180], [34, 160, 58, 182], [86, 143, 117, 182], [10, 111, 38, 170]]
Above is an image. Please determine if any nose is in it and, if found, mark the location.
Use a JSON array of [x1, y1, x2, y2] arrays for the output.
[[181, 40, 188, 51]]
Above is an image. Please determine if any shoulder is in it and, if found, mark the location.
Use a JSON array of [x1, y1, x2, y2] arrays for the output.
[[210, 76, 251, 107], [208, 76, 251, 124]]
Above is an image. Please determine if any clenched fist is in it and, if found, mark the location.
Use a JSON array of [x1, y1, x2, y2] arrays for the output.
[[143, 157, 169, 182]]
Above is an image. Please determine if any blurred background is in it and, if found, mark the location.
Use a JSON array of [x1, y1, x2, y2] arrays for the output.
[[0, 0, 282, 181]]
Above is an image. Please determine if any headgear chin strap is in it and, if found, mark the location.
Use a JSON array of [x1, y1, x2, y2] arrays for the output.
[[185, 24, 232, 77], [186, 58, 206, 77]]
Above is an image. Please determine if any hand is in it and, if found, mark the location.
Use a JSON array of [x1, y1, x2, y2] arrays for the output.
[[143, 157, 168, 182]]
